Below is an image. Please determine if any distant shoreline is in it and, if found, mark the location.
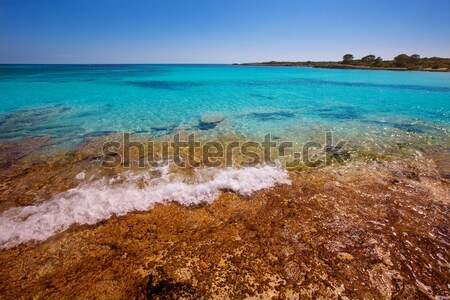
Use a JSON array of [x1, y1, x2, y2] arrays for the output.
[[236, 62, 449, 72]]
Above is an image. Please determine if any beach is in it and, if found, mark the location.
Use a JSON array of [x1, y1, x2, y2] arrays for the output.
[[0, 64, 449, 299]]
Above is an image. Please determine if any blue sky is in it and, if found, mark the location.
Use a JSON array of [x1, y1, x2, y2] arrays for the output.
[[0, 0, 449, 63]]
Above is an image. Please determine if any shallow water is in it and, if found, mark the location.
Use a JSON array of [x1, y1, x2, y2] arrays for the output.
[[0, 64, 449, 145]]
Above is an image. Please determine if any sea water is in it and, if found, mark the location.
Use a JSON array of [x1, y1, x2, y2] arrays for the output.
[[0, 64, 449, 247], [0, 64, 449, 145]]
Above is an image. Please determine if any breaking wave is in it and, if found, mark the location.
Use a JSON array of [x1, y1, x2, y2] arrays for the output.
[[0, 165, 290, 248]]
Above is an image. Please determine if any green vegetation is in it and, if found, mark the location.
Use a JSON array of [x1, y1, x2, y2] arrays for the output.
[[238, 54, 450, 71], [342, 54, 354, 64], [361, 55, 375, 64], [341, 53, 450, 69]]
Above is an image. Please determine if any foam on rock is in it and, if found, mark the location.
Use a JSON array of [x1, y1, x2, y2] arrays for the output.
[[0, 165, 290, 248]]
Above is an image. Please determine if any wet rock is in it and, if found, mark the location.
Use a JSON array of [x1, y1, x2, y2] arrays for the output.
[[337, 252, 355, 260], [0, 136, 51, 169], [0, 139, 449, 299], [141, 272, 198, 299], [392, 169, 420, 180]]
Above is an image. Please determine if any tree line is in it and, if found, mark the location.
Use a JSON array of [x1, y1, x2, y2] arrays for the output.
[[342, 53, 450, 69], [239, 54, 450, 71]]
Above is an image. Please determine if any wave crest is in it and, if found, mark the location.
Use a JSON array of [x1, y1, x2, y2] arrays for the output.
[[0, 166, 290, 248]]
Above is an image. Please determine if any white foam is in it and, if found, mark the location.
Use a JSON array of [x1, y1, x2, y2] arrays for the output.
[[75, 171, 85, 180], [0, 166, 290, 248]]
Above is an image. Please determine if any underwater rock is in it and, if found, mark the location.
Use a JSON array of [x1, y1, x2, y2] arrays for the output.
[[0, 105, 72, 138], [83, 130, 117, 138], [151, 125, 177, 136], [393, 123, 427, 133], [126, 80, 202, 91], [248, 93, 275, 100], [0, 136, 51, 169], [198, 115, 225, 130], [247, 110, 295, 120], [363, 119, 438, 135], [200, 115, 225, 124], [316, 106, 360, 120], [133, 125, 177, 136]]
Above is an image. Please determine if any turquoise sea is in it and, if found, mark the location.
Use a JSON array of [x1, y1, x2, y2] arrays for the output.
[[1, 64, 450, 248], [0, 64, 449, 146]]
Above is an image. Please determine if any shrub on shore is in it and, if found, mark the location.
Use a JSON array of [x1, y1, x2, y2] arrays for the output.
[[242, 54, 450, 70]]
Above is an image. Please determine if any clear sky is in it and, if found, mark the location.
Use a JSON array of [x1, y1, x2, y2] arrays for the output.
[[0, 0, 449, 63]]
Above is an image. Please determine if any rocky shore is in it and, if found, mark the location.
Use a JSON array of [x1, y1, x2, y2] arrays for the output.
[[237, 63, 449, 72], [0, 135, 449, 299], [313, 64, 449, 72]]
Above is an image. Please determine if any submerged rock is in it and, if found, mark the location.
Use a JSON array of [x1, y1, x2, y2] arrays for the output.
[[0, 136, 51, 169], [198, 115, 225, 130], [200, 115, 225, 124], [0, 105, 72, 139], [247, 109, 295, 120], [316, 106, 360, 120]]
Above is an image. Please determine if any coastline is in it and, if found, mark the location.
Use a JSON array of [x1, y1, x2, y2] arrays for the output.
[[0, 64, 449, 299], [236, 63, 450, 72], [2, 0, 450, 298], [0, 133, 449, 299]]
